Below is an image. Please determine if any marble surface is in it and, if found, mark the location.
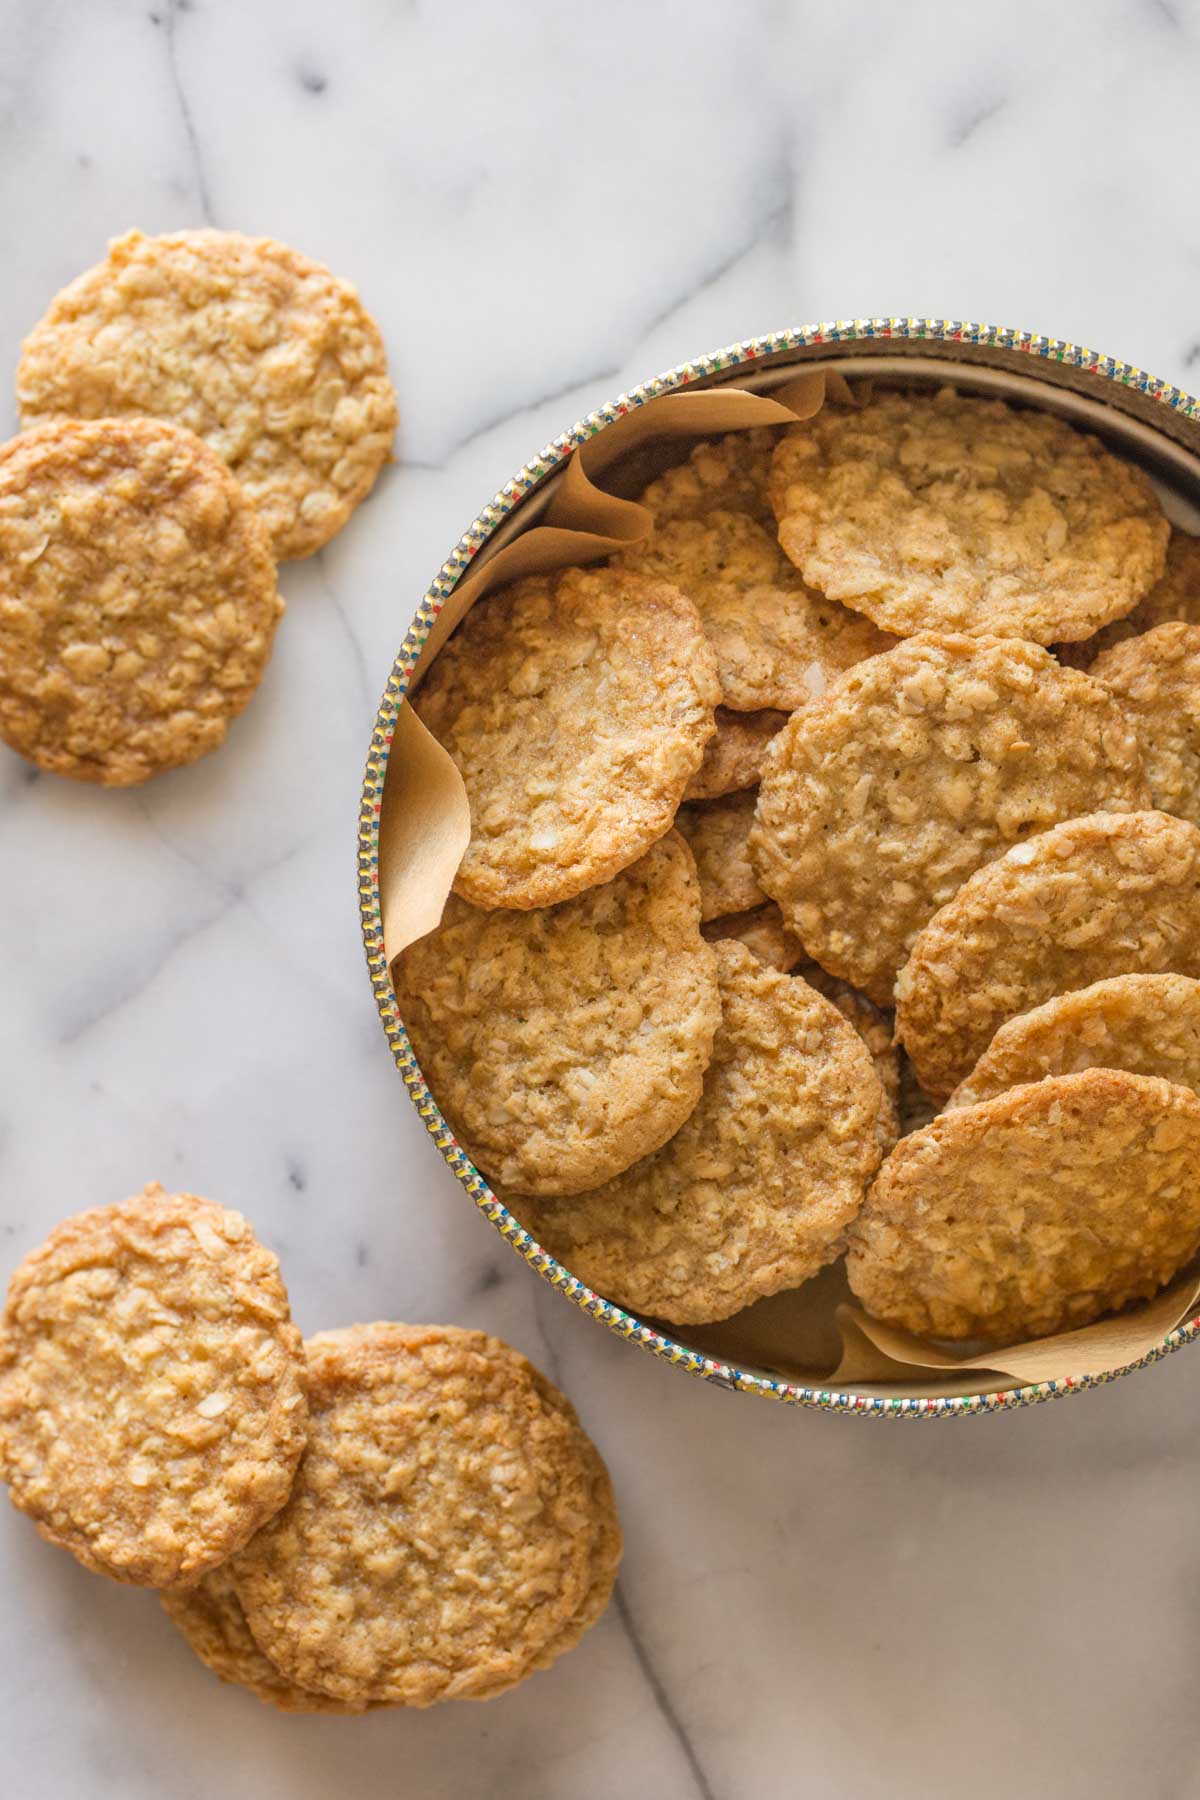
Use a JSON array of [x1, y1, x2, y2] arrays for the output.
[[3, 2, 1200, 1795]]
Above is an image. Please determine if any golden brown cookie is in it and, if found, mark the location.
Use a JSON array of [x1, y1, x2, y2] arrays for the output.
[[0, 418, 282, 786], [162, 1568, 370, 1714], [769, 388, 1168, 643], [702, 901, 807, 973], [414, 566, 720, 909], [684, 706, 789, 800], [1090, 622, 1200, 824], [18, 229, 397, 559], [751, 634, 1149, 1004], [847, 1069, 1200, 1342], [947, 973, 1200, 1110], [1060, 531, 1200, 665], [615, 509, 892, 711], [637, 428, 780, 528], [676, 789, 765, 921], [895, 810, 1200, 1098], [228, 1325, 620, 1709], [513, 942, 884, 1325], [393, 834, 719, 1196], [819, 982, 900, 1151], [0, 1184, 306, 1587], [898, 1051, 940, 1138]]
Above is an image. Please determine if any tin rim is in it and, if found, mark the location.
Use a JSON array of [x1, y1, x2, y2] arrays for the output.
[[358, 317, 1200, 1418]]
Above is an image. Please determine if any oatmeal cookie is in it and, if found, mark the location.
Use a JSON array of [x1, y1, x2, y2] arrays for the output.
[[637, 428, 781, 528], [393, 834, 719, 1196], [616, 509, 892, 711], [895, 810, 1200, 1098], [0, 1184, 306, 1587], [769, 388, 1168, 643], [229, 1325, 620, 1708], [414, 566, 720, 909], [0, 418, 282, 786], [751, 634, 1149, 1004], [847, 1069, 1200, 1342], [18, 229, 397, 559], [1060, 531, 1200, 665], [676, 789, 765, 921], [513, 942, 884, 1326], [947, 973, 1200, 1110], [702, 901, 807, 973], [684, 706, 789, 800], [1090, 622, 1200, 825], [162, 1568, 369, 1714]]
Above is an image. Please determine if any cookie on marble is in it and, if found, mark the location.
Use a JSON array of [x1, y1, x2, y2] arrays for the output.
[[615, 509, 892, 712], [769, 388, 1168, 644], [684, 706, 789, 800], [676, 788, 765, 921], [18, 229, 397, 559], [947, 973, 1200, 1111], [702, 901, 807, 973], [414, 566, 720, 909], [0, 418, 282, 786], [228, 1325, 621, 1709], [895, 810, 1200, 1098], [0, 1183, 306, 1587], [637, 428, 781, 529], [162, 1567, 371, 1714], [393, 833, 719, 1196], [1090, 622, 1200, 825], [750, 634, 1149, 1005], [514, 942, 885, 1326], [1060, 531, 1200, 666], [847, 1069, 1200, 1342]]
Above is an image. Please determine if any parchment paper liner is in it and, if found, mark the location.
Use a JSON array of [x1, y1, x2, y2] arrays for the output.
[[378, 369, 1200, 1391]]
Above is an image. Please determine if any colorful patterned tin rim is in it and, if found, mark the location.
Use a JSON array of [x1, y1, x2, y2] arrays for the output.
[[359, 318, 1200, 1419]]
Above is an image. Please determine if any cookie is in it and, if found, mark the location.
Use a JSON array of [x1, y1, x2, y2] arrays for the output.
[[615, 509, 892, 711], [0, 418, 282, 786], [895, 810, 1200, 1098], [1060, 531, 1200, 665], [1090, 623, 1200, 825], [702, 901, 807, 973], [847, 1069, 1200, 1342], [676, 789, 765, 921], [947, 973, 1200, 1110], [637, 428, 780, 528], [769, 388, 1168, 644], [162, 1568, 369, 1714], [393, 833, 719, 1196], [898, 1051, 940, 1138], [18, 229, 397, 559], [228, 1325, 620, 1708], [819, 982, 900, 1151], [514, 941, 884, 1326], [750, 634, 1149, 1004], [414, 566, 720, 909], [684, 706, 789, 800], [0, 1184, 306, 1587]]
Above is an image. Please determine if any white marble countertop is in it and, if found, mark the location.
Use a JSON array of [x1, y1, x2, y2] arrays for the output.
[[4, 2, 1200, 1795]]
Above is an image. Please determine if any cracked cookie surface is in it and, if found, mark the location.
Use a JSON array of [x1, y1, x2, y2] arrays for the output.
[[18, 229, 397, 559]]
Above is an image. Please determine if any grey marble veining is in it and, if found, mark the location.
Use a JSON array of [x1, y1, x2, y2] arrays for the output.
[[3, 2, 1200, 1795]]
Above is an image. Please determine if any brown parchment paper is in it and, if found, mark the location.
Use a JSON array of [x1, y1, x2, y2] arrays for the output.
[[377, 364, 1200, 1393]]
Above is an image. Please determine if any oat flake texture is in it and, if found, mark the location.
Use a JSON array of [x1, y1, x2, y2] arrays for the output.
[[17, 229, 398, 559], [413, 565, 720, 909], [895, 810, 1200, 1098], [1060, 530, 1200, 665], [751, 634, 1149, 1005], [0, 1184, 307, 1587], [676, 788, 765, 921], [0, 417, 282, 786], [847, 1069, 1200, 1343], [1090, 622, 1200, 826], [514, 942, 885, 1326], [393, 833, 720, 1196], [769, 388, 1168, 643], [228, 1325, 621, 1709]]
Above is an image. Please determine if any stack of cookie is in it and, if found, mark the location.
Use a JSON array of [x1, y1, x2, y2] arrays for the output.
[[405, 384, 1200, 1349], [0, 1185, 619, 1710], [0, 228, 398, 786]]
